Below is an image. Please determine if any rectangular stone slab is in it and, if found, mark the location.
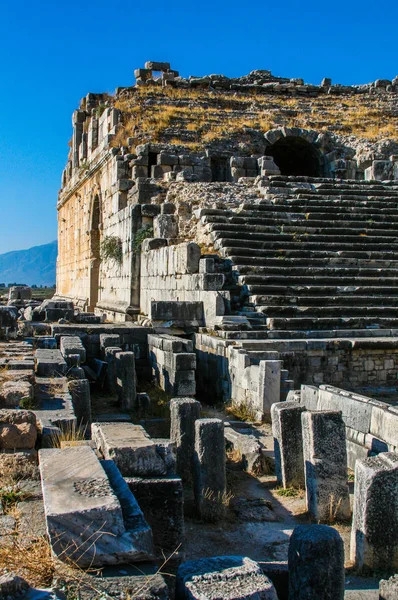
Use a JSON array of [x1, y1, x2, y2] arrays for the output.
[[39, 445, 153, 567], [92, 422, 171, 476], [35, 349, 67, 377]]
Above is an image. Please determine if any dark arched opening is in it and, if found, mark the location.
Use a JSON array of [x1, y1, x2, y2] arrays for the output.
[[266, 136, 323, 177]]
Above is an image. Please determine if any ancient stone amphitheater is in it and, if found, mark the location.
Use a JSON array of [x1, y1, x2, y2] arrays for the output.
[[1, 61, 398, 599]]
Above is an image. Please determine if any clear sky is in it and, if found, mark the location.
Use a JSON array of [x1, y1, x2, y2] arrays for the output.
[[0, 0, 397, 254]]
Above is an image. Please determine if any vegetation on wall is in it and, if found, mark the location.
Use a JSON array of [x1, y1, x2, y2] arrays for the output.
[[100, 235, 123, 264], [133, 225, 153, 254]]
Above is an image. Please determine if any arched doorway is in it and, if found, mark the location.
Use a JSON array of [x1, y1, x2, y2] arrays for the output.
[[88, 194, 101, 311], [266, 135, 323, 177]]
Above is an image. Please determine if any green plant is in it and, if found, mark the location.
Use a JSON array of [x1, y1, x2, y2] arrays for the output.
[[101, 236, 123, 264], [133, 225, 153, 254], [226, 400, 257, 423], [19, 396, 36, 410], [276, 486, 303, 498]]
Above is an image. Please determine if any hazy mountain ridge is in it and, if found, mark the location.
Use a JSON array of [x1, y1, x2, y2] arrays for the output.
[[0, 240, 57, 287]]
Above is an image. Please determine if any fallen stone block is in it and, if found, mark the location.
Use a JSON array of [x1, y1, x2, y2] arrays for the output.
[[35, 349, 67, 377], [92, 422, 175, 476], [0, 409, 37, 449], [39, 445, 153, 567], [224, 425, 269, 475], [60, 336, 86, 363], [176, 556, 278, 599], [0, 380, 33, 408]]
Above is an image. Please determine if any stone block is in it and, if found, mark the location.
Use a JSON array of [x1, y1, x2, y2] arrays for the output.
[[300, 384, 319, 411], [380, 574, 398, 599], [92, 422, 174, 477], [161, 202, 176, 214], [153, 214, 178, 238], [194, 418, 226, 520], [302, 411, 350, 522], [172, 352, 196, 371], [104, 346, 122, 394], [318, 385, 372, 434], [170, 397, 201, 482], [0, 381, 33, 408], [60, 336, 86, 363], [68, 379, 91, 429], [115, 351, 136, 409], [35, 349, 67, 377], [258, 360, 281, 416], [126, 476, 184, 556], [151, 164, 172, 179], [39, 446, 153, 567], [288, 525, 344, 599], [157, 153, 178, 166], [370, 405, 398, 447], [176, 556, 278, 599], [0, 409, 37, 449], [224, 426, 269, 475], [144, 61, 171, 71], [350, 452, 398, 573], [141, 237, 168, 252], [99, 333, 121, 356], [271, 401, 305, 488]]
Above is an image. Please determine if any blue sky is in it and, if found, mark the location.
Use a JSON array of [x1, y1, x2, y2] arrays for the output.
[[0, 0, 397, 254]]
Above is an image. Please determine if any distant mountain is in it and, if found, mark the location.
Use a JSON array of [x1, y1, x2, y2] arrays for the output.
[[0, 240, 57, 287]]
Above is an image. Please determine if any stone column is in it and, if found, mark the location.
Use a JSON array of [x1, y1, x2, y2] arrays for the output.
[[350, 452, 398, 574], [288, 525, 345, 600], [302, 411, 350, 522], [68, 379, 91, 432], [105, 346, 122, 394], [259, 360, 281, 416], [271, 401, 305, 488], [170, 397, 201, 482], [116, 351, 136, 410], [194, 418, 226, 520]]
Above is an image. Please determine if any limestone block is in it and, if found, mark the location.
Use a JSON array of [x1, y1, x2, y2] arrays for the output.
[[258, 360, 281, 416], [302, 411, 351, 522], [126, 476, 184, 556], [157, 153, 178, 166], [132, 165, 148, 178], [39, 446, 153, 567], [141, 237, 168, 252], [0, 381, 33, 408], [35, 349, 67, 377], [92, 422, 173, 477], [300, 384, 319, 411], [176, 556, 278, 600], [350, 452, 398, 573], [68, 379, 91, 428], [194, 418, 226, 519], [145, 61, 171, 71], [99, 333, 121, 356], [115, 351, 136, 409], [224, 426, 269, 475], [151, 164, 172, 179], [318, 385, 373, 434], [0, 409, 37, 449], [153, 214, 178, 238], [271, 402, 305, 488], [60, 336, 86, 363], [288, 525, 344, 599], [170, 397, 201, 481], [380, 574, 398, 599], [370, 405, 398, 446], [104, 346, 122, 394]]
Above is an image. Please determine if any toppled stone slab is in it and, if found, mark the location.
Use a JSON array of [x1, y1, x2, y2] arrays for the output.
[[39, 445, 153, 567], [34, 377, 76, 432], [35, 349, 67, 377], [224, 425, 269, 475], [92, 422, 175, 477], [176, 556, 278, 599], [0, 409, 37, 449]]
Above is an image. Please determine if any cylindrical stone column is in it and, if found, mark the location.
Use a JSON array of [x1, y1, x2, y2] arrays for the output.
[[68, 379, 91, 432], [193, 418, 226, 520], [288, 524, 345, 600], [170, 397, 201, 482]]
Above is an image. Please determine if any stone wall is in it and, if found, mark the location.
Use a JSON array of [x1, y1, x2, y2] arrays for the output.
[[298, 384, 398, 469], [148, 333, 196, 396], [140, 240, 227, 326]]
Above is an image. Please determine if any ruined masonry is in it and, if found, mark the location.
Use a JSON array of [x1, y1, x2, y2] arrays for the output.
[[2, 61, 398, 598]]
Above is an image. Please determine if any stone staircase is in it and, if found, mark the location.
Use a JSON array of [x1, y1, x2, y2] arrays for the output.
[[202, 175, 398, 334]]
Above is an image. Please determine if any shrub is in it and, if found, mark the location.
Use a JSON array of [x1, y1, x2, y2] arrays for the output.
[[100, 236, 123, 264]]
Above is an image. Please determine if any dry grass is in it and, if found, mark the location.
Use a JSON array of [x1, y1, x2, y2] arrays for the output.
[[226, 400, 258, 423], [201, 487, 235, 522], [109, 85, 398, 151], [49, 422, 88, 448]]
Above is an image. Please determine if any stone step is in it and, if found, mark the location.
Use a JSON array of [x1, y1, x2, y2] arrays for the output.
[[248, 285, 398, 296], [217, 239, 398, 252], [236, 265, 398, 277], [255, 305, 398, 317], [231, 256, 398, 268], [206, 213, 398, 229], [243, 202, 398, 215], [225, 247, 398, 260], [266, 316, 398, 330], [240, 274, 398, 287], [250, 295, 398, 307], [212, 227, 398, 242]]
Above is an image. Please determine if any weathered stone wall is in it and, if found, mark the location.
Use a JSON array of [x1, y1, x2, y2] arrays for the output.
[[140, 240, 227, 326], [299, 383, 398, 469]]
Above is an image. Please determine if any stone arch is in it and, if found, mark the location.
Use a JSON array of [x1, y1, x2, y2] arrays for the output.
[[88, 189, 102, 311], [264, 128, 325, 177]]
